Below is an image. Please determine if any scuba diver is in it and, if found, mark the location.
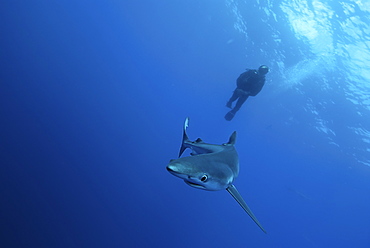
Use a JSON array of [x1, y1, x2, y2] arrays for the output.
[[225, 65, 269, 121]]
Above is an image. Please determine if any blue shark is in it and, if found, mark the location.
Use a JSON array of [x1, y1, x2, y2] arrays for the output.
[[167, 117, 266, 233]]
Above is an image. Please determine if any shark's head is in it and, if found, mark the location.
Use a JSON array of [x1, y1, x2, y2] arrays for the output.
[[167, 158, 234, 191]]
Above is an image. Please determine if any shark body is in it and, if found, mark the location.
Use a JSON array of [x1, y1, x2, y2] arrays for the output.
[[167, 117, 266, 233]]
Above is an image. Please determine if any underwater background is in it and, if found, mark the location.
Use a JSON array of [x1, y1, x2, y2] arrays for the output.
[[1, 1, 370, 247]]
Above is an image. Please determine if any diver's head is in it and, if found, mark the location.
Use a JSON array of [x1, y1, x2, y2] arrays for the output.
[[258, 65, 269, 75]]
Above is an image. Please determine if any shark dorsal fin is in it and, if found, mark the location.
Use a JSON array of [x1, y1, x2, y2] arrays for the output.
[[224, 131, 237, 145]]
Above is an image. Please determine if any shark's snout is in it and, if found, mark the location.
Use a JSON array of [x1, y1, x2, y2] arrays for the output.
[[166, 164, 180, 175], [167, 163, 188, 180]]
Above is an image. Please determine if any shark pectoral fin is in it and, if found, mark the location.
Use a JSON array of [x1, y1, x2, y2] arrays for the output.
[[226, 184, 267, 233]]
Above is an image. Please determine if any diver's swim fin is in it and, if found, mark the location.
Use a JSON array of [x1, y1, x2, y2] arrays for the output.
[[224, 111, 235, 121]]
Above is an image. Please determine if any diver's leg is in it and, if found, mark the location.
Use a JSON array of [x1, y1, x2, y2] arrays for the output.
[[231, 95, 249, 113], [225, 95, 249, 121], [226, 89, 240, 108]]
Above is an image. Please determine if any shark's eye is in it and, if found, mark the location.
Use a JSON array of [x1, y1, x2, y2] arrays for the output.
[[200, 175, 208, 182]]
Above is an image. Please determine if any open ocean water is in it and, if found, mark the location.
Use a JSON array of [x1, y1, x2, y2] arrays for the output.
[[1, 1, 370, 247]]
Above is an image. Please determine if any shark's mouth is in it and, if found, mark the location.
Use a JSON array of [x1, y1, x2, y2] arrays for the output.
[[167, 167, 205, 189], [184, 180, 205, 189]]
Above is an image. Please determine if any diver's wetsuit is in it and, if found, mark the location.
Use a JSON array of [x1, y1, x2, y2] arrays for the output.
[[225, 69, 266, 120]]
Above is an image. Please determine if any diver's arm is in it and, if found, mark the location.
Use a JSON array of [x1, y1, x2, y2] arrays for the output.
[[249, 80, 265, 96]]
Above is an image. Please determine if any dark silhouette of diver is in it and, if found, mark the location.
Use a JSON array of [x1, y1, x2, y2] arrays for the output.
[[225, 65, 269, 121]]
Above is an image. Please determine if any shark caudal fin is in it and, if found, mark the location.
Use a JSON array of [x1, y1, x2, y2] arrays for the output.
[[226, 184, 267, 233], [178, 117, 190, 157]]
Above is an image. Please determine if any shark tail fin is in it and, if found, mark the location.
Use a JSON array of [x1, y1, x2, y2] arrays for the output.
[[226, 184, 267, 234], [226, 131, 237, 145], [178, 117, 190, 157]]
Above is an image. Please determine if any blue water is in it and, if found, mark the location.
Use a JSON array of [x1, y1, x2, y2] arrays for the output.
[[1, 1, 370, 247]]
